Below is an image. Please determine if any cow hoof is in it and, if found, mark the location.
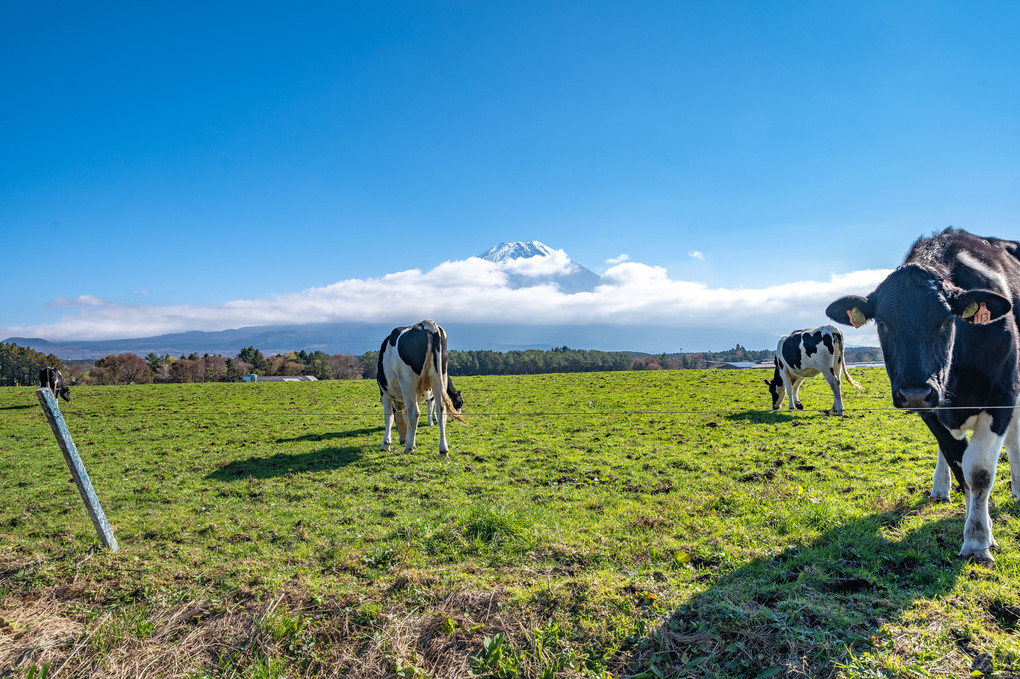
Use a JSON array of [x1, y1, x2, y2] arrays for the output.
[[380, 443, 391, 452], [795, 402, 804, 410], [960, 546, 995, 563], [929, 490, 950, 502]]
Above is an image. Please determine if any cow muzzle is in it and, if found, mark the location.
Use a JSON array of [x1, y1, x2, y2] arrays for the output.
[[892, 384, 939, 410]]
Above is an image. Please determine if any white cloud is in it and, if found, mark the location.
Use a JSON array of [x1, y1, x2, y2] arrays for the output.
[[496, 248, 576, 277], [46, 295, 110, 308], [688, 250, 704, 260], [605, 253, 630, 265], [1, 255, 892, 343]]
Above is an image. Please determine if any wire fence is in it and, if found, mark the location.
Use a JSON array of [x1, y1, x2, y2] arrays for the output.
[[32, 402, 1020, 419]]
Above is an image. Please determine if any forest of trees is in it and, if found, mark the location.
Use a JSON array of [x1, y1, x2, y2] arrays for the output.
[[0, 341, 883, 387], [0, 343, 66, 387], [85, 348, 365, 385], [445, 347, 634, 375]]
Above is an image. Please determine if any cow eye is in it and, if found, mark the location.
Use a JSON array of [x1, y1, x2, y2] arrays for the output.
[[875, 320, 887, 333]]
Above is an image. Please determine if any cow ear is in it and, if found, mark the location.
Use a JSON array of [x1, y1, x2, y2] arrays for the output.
[[826, 296, 874, 328], [951, 289, 1013, 323]]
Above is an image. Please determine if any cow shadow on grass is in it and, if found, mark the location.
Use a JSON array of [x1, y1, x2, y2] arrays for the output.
[[206, 445, 361, 481], [621, 502, 1010, 678], [725, 410, 796, 424], [275, 426, 382, 444]]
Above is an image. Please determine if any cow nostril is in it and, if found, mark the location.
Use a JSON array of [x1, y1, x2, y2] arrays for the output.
[[895, 385, 938, 409]]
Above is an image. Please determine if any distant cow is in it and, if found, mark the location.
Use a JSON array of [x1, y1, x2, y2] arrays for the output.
[[39, 367, 71, 402], [378, 320, 464, 455], [767, 325, 860, 415], [826, 228, 1020, 561], [426, 375, 464, 425]]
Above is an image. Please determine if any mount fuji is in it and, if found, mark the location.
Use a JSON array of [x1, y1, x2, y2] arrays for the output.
[[479, 241, 601, 293]]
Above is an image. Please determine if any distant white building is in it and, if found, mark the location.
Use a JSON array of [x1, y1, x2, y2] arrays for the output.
[[245, 375, 318, 382], [710, 361, 772, 370]]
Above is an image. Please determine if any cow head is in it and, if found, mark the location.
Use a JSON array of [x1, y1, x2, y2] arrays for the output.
[[446, 379, 464, 412], [765, 361, 785, 410], [58, 386, 71, 402], [826, 265, 1011, 410]]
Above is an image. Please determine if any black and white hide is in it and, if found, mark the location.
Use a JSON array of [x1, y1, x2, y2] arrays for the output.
[[767, 325, 860, 415], [377, 320, 464, 455], [826, 228, 1020, 561], [39, 367, 71, 402]]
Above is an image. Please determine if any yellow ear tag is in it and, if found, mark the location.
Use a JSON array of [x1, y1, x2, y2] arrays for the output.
[[847, 308, 866, 328], [961, 301, 979, 319]]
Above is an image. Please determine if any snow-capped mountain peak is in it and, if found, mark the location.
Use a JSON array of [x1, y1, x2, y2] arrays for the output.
[[478, 240, 558, 261], [477, 241, 601, 293]]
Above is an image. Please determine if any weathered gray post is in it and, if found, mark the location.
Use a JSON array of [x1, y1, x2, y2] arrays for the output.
[[36, 387, 119, 551]]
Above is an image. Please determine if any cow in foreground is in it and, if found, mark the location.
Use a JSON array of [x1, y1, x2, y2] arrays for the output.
[[39, 367, 71, 402], [767, 325, 860, 415], [827, 228, 1020, 561], [378, 320, 464, 455]]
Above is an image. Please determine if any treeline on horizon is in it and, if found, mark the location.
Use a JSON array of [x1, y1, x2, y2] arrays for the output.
[[0, 341, 883, 387]]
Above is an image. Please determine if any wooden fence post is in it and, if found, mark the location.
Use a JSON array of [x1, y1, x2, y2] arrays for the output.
[[36, 387, 119, 551]]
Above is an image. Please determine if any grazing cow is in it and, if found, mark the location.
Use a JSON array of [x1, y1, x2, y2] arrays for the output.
[[826, 228, 1020, 561], [377, 320, 464, 455], [426, 375, 464, 425], [39, 367, 71, 402], [767, 325, 860, 414]]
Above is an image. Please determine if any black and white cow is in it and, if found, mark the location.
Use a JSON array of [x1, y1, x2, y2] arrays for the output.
[[426, 375, 464, 426], [826, 228, 1020, 561], [39, 367, 71, 402], [377, 320, 464, 455], [767, 325, 860, 414]]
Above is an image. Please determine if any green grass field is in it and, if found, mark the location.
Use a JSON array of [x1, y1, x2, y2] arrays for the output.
[[2, 368, 1020, 678]]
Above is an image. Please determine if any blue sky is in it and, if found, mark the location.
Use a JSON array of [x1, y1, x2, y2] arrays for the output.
[[3, 2, 1020, 348]]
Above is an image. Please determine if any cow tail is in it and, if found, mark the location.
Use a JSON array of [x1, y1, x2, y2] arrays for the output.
[[841, 361, 862, 390], [416, 331, 436, 401], [833, 331, 862, 390], [430, 323, 466, 423]]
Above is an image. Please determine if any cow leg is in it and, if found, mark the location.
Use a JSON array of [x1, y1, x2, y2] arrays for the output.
[[431, 371, 449, 456], [789, 377, 805, 410], [823, 368, 844, 415], [380, 395, 395, 451], [931, 448, 952, 501], [396, 376, 421, 452], [959, 417, 1006, 560], [426, 392, 436, 426], [402, 400, 420, 452], [779, 371, 796, 410], [1006, 407, 1020, 503]]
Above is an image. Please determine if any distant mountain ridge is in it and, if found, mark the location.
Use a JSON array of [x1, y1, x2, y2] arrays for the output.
[[3, 323, 781, 361], [3, 240, 780, 360]]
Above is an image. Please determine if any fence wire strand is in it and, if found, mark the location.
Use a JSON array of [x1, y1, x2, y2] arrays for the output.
[[41, 403, 1020, 419]]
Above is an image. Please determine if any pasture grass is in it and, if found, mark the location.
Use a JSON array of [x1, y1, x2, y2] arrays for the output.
[[1, 368, 1020, 677]]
